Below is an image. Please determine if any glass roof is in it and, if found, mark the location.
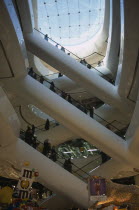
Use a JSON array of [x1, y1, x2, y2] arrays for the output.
[[37, 0, 105, 46]]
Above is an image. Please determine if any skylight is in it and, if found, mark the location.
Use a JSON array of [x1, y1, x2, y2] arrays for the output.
[[37, 0, 105, 46]]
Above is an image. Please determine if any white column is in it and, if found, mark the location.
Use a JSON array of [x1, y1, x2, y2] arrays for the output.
[[0, 0, 27, 78], [25, 32, 134, 115], [104, 0, 121, 78], [118, 0, 139, 99], [6, 75, 138, 167]]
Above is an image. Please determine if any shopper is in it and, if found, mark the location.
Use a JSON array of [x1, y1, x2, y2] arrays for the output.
[[61, 46, 65, 52], [40, 75, 44, 84], [28, 67, 34, 77], [61, 91, 67, 99], [50, 81, 55, 92], [43, 139, 51, 156], [67, 94, 72, 104], [25, 126, 33, 145], [45, 119, 50, 130], [58, 72, 63, 77], [89, 107, 94, 118], [31, 124, 35, 135], [44, 34, 48, 41], [50, 146, 57, 162], [64, 158, 72, 173]]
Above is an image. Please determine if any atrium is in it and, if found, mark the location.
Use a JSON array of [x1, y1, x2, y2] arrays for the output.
[[0, 0, 139, 209]]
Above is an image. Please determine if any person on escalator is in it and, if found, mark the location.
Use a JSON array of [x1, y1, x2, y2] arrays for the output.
[[63, 158, 72, 173], [40, 75, 44, 84], [67, 94, 72, 104], [25, 126, 33, 145], [61, 46, 65, 52], [44, 34, 48, 41], [61, 91, 67, 99], [43, 139, 51, 156], [50, 81, 56, 92], [80, 59, 87, 66], [83, 107, 87, 114], [50, 146, 57, 162], [58, 72, 63, 77], [32, 136, 38, 149], [76, 104, 83, 111], [89, 107, 94, 118], [45, 119, 50, 130], [31, 124, 35, 135], [28, 67, 34, 77], [28, 67, 37, 79], [87, 64, 92, 69]]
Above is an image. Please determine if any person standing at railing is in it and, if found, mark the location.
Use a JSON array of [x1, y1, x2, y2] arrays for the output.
[[45, 119, 50, 130]]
